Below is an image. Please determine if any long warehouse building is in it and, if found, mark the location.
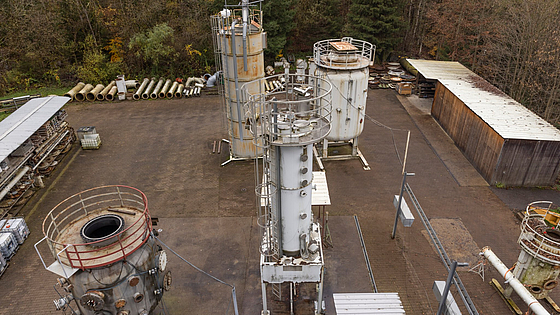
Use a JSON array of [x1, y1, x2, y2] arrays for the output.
[[407, 59, 560, 187]]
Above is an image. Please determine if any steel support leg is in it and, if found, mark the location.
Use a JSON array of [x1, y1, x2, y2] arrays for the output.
[[261, 282, 269, 315]]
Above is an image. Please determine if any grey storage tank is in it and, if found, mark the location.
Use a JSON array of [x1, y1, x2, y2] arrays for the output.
[[35, 185, 171, 315]]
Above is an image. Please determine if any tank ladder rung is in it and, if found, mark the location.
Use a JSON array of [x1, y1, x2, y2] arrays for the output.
[[272, 283, 282, 300]]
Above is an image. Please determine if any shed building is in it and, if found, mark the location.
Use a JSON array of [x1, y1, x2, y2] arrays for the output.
[[407, 59, 560, 186]]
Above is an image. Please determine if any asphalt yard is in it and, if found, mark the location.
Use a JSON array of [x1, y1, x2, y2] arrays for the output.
[[0, 89, 558, 314]]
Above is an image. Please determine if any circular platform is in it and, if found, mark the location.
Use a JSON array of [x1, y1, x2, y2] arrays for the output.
[[42, 185, 151, 269]]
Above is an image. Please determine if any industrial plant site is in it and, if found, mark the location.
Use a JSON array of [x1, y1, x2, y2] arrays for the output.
[[0, 2, 560, 315]]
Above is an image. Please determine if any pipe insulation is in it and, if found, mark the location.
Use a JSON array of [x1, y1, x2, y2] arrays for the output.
[[134, 78, 150, 100], [143, 78, 156, 99], [152, 79, 164, 99], [167, 81, 179, 98], [86, 84, 104, 101], [175, 84, 184, 98], [125, 80, 139, 89], [0, 166, 30, 202], [159, 79, 172, 98], [64, 82, 85, 101], [106, 86, 117, 101], [98, 81, 115, 101], [75, 84, 94, 101], [482, 247, 550, 315]]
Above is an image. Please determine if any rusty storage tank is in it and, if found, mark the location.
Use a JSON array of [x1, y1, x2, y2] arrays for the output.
[[312, 37, 374, 170], [211, 4, 266, 163], [36, 186, 171, 314], [513, 201, 560, 299]]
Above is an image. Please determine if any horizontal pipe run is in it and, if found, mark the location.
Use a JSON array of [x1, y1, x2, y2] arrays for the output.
[[134, 78, 149, 100], [167, 81, 179, 98], [142, 78, 156, 99], [159, 79, 172, 98], [175, 84, 184, 98], [75, 84, 93, 101], [151, 79, 164, 99], [106, 86, 117, 101], [64, 82, 85, 101], [97, 81, 115, 101], [482, 247, 550, 315], [86, 84, 104, 101]]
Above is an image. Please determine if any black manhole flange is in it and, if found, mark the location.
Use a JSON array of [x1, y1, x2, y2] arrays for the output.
[[80, 214, 125, 246]]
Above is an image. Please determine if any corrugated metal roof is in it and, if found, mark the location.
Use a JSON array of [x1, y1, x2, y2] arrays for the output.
[[406, 59, 560, 141], [0, 96, 70, 162], [333, 293, 405, 314], [406, 59, 473, 81]]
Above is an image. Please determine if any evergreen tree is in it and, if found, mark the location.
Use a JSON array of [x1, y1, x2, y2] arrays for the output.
[[345, 0, 404, 61], [262, 0, 296, 61]]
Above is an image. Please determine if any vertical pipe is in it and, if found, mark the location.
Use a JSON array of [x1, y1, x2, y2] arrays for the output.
[[231, 20, 244, 141]]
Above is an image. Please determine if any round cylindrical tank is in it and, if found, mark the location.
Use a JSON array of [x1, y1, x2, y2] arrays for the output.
[[272, 144, 313, 255], [515, 201, 560, 298], [244, 74, 332, 257], [42, 186, 170, 314], [313, 38, 373, 141], [219, 10, 265, 158]]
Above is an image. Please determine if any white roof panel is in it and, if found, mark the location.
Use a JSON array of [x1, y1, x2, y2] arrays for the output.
[[406, 59, 560, 141], [439, 80, 560, 141], [0, 96, 70, 162], [406, 59, 472, 80], [333, 293, 405, 314]]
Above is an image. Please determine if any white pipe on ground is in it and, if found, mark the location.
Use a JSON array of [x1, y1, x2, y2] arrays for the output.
[[134, 78, 149, 100], [98, 81, 115, 101], [482, 246, 550, 315]]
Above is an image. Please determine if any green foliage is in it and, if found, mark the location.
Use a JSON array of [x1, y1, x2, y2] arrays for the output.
[[77, 35, 122, 83], [345, 0, 405, 61], [129, 23, 176, 69], [262, 0, 295, 61]]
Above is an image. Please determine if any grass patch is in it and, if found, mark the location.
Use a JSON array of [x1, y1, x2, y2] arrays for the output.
[[0, 86, 73, 100]]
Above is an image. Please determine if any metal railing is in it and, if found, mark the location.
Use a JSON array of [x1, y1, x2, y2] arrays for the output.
[[313, 38, 375, 70], [41, 185, 151, 269], [405, 183, 479, 315], [519, 201, 560, 265]]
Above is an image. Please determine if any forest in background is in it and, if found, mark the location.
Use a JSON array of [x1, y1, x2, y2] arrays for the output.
[[1, 0, 559, 125]]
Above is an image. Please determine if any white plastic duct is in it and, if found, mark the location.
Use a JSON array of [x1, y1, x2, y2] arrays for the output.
[[482, 247, 550, 315]]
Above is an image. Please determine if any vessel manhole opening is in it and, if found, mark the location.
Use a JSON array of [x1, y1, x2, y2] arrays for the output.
[[544, 228, 560, 242], [81, 214, 125, 245], [529, 285, 543, 294]]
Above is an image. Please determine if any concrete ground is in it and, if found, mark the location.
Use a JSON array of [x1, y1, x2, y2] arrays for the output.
[[0, 89, 558, 314]]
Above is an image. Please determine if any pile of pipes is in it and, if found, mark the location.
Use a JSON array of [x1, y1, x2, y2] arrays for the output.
[[64, 73, 220, 102]]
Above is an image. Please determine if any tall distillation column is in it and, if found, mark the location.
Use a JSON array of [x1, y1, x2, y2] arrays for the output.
[[35, 186, 170, 315], [311, 38, 374, 170], [211, 1, 266, 165], [511, 201, 560, 299], [243, 74, 332, 314]]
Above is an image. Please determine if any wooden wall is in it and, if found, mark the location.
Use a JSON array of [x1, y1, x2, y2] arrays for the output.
[[495, 139, 560, 186], [431, 82, 504, 184]]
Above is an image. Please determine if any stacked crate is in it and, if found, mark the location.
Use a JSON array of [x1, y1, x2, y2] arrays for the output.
[[0, 217, 29, 245]]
